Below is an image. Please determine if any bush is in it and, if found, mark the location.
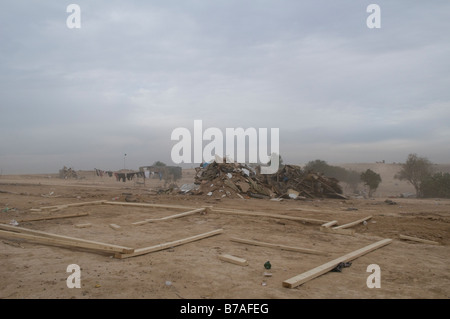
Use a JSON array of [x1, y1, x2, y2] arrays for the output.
[[422, 173, 450, 198], [304, 160, 361, 191]]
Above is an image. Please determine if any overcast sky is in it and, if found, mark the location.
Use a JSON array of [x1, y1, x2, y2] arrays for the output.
[[1, 1, 449, 174]]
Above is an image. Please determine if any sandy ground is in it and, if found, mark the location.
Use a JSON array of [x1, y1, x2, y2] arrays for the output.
[[0, 164, 449, 299]]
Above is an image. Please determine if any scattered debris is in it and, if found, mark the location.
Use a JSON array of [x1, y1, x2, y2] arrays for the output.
[[41, 191, 61, 198], [385, 199, 397, 205], [125, 195, 139, 202], [109, 224, 121, 231], [75, 223, 92, 228], [331, 262, 352, 272], [179, 183, 200, 194]]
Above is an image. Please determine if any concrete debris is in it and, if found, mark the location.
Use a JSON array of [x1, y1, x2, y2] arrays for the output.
[[177, 159, 347, 200], [180, 183, 200, 193]]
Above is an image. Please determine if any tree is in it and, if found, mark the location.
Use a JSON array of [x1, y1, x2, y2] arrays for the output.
[[304, 160, 329, 174], [395, 153, 433, 198], [422, 173, 450, 198], [152, 161, 167, 167], [360, 169, 382, 197]]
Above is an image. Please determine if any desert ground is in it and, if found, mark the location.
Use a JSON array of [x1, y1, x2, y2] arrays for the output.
[[0, 163, 449, 299]]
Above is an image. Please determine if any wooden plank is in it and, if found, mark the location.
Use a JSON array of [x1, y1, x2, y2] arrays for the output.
[[115, 229, 223, 259], [333, 216, 372, 230], [103, 201, 198, 210], [109, 224, 121, 230], [0, 224, 134, 254], [211, 208, 329, 225], [282, 238, 393, 288], [131, 220, 151, 226], [399, 234, 439, 245], [319, 226, 355, 236], [75, 223, 92, 228], [0, 212, 89, 223], [132, 208, 206, 226], [230, 237, 328, 256], [40, 200, 107, 210], [218, 254, 248, 266], [321, 220, 338, 228], [0, 229, 134, 254]]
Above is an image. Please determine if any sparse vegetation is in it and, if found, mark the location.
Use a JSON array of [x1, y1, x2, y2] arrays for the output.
[[422, 172, 450, 198], [395, 153, 434, 198]]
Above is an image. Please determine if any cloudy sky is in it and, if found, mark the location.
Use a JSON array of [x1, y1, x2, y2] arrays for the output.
[[1, 1, 449, 174]]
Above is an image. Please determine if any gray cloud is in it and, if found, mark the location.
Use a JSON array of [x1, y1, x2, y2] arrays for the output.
[[0, 1, 449, 174]]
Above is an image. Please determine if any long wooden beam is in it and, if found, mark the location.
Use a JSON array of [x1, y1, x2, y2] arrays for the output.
[[115, 229, 223, 259], [0, 212, 89, 223], [0, 229, 134, 254], [399, 234, 439, 245], [333, 216, 372, 230], [282, 238, 393, 288], [0, 224, 134, 254], [40, 200, 107, 210], [102, 201, 198, 210], [230, 237, 328, 256], [319, 226, 355, 236], [321, 220, 338, 228], [132, 208, 206, 226], [211, 208, 329, 225]]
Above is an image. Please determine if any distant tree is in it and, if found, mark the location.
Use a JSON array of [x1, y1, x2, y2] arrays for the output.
[[304, 160, 329, 174], [395, 153, 433, 198], [360, 169, 382, 197], [421, 173, 450, 198], [153, 161, 167, 167]]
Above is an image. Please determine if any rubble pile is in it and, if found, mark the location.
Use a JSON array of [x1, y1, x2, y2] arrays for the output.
[[180, 159, 346, 200], [59, 166, 78, 179], [258, 164, 346, 199]]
